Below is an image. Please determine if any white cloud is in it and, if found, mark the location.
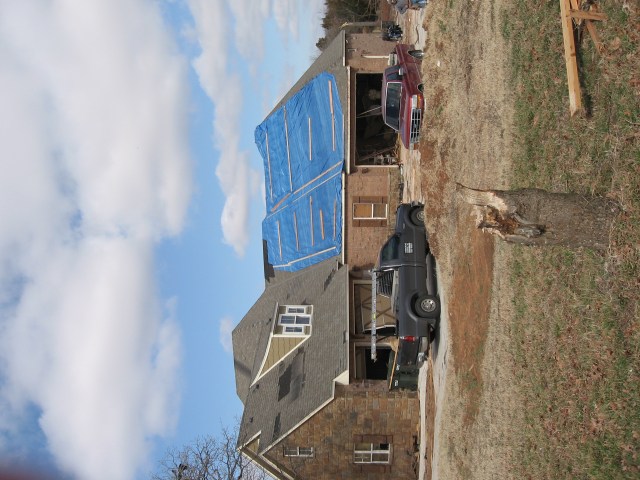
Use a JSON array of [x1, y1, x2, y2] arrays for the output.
[[186, 0, 262, 257], [184, 0, 327, 257], [0, 1, 191, 479], [219, 317, 234, 353]]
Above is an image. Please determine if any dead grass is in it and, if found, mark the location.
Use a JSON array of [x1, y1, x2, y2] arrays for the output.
[[424, 360, 435, 480], [504, 0, 640, 477], [447, 219, 494, 426]]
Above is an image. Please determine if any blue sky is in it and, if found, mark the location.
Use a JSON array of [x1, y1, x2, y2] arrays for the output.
[[0, 0, 325, 478]]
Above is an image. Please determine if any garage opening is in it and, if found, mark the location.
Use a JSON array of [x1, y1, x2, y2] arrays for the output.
[[355, 346, 392, 380], [354, 73, 397, 166]]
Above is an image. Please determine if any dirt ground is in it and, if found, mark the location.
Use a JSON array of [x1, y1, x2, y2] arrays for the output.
[[393, 1, 524, 478]]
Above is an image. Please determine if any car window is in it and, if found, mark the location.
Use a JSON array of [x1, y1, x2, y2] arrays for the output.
[[380, 235, 400, 262], [386, 68, 400, 82], [384, 82, 402, 130]]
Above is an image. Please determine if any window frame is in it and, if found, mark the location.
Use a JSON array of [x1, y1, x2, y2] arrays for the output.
[[276, 305, 313, 337], [283, 446, 315, 458], [353, 443, 392, 464], [353, 202, 388, 220]]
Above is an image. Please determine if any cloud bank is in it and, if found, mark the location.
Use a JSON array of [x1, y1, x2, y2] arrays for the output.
[[185, 0, 324, 257], [0, 1, 191, 479]]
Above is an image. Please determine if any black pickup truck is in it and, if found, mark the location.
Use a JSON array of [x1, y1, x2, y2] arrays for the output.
[[375, 203, 439, 374]]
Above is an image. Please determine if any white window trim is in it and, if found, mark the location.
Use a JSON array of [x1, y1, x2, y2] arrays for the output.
[[275, 305, 313, 337], [283, 446, 314, 458], [354, 443, 392, 464], [353, 202, 388, 220]]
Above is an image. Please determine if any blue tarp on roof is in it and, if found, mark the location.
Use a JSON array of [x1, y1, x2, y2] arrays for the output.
[[255, 73, 344, 272]]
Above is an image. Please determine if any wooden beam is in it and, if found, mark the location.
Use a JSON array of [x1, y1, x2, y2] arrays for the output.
[[570, 9, 606, 21], [328, 80, 336, 151], [266, 132, 273, 202], [559, 0, 582, 115], [283, 107, 293, 191], [308, 117, 312, 161], [569, 0, 605, 53], [277, 220, 283, 259], [309, 196, 314, 246], [585, 19, 604, 52], [569, 0, 582, 24], [333, 199, 337, 239], [293, 212, 299, 251]]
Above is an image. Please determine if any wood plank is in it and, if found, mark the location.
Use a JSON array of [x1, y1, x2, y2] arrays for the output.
[[328, 80, 336, 151], [569, 0, 604, 53], [308, 116, 312, 161], [284, 107, 293, 190], [559, 0, 582, 115], [569, 0, 582, 24], [266, 131, 273, 202], [277, 220, 282, 259], [570, 9, 606, 21], [585, 19, 604, 52], [334, 199, 337, 239], [293, 212, 299, 251], [309, 196, 314, 246]]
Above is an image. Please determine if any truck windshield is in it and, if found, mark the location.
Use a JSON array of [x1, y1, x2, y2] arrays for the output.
[[384, 82, 402, 130]]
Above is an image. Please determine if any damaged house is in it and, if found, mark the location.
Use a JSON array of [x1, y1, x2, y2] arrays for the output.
[[232, 31, 420, 480]]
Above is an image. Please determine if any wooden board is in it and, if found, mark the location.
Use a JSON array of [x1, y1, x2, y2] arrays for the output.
[[560, 0, 582, 115]]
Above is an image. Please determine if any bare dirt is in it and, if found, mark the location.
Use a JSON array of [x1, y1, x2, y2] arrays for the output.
[[393, 1, 527, 478]]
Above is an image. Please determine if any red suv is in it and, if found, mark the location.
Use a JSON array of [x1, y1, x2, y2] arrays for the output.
[[381, 44, 425, 149]]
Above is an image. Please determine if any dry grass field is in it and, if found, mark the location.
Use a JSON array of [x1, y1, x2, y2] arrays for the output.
[[415, 0, 639, 478], [505, 1, 639, 478]]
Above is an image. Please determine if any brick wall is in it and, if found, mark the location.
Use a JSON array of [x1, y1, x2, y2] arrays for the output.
[[345, 168, 401, 271], [265, 382, 419, 479], [346, 33, 395, 73]]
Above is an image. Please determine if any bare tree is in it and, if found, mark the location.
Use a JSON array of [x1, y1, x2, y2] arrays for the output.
[[152, 423, 267, 480], [457, 184, 622, 249]]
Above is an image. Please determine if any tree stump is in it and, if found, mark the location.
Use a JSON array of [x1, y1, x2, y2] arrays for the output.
[[456, 184, 621, 249]]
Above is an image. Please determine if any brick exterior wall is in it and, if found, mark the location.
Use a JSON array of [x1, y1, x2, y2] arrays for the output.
[[345, 168, 401, 271], [265, 382, 419, 480], [346, 33, 396, 74]]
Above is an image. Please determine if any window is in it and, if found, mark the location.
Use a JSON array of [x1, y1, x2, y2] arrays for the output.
[[379, 235, 399, 263], [384, 83, 402, 130], [354, 443, 391, 464], [283, 446, 314, 458], [353, 202, 388, 220], [276, 305, 313, 336]]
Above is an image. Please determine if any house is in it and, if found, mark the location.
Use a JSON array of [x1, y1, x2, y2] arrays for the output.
[[232, 30, 420, 480]]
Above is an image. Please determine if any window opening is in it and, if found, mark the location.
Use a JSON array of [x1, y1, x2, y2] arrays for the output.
[[354, 443, 391, 464]]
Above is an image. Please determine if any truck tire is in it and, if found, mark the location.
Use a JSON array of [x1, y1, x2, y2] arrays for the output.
[[410, 207, 425, 226], [414, 295, 440, 318], [409, 49, 424, 59]]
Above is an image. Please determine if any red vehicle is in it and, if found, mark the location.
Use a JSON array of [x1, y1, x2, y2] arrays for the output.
[[381, 44, 425, 149]]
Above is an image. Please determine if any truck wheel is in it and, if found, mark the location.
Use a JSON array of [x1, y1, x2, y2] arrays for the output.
[[414, 295, 440, 318], [409, 50, 424, 59], [410, 207, 425, 226]]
